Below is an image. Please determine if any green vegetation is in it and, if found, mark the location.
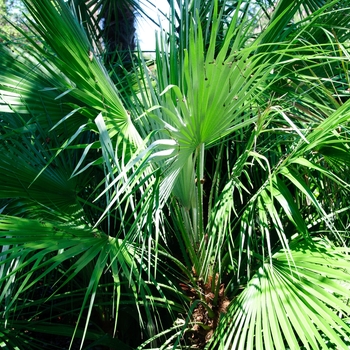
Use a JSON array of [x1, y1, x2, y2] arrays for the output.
[[0, 0, 27, 38], [1, 0, 350, 349]]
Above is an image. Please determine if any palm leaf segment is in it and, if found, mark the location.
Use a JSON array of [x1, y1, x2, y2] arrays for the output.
[[214, 238, 350, 350]]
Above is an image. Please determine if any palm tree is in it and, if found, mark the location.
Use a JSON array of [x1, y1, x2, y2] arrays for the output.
[[67, 0, 140, 65], [1, 0, 350, 349]]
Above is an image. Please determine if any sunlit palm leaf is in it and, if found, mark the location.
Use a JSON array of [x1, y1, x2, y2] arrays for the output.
[[0, 216, 178, 348], [213, 238, 350, 349], [20, 0, 142, 146]]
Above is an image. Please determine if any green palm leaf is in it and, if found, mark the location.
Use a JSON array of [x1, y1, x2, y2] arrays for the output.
[[213, 238, 350, 349]]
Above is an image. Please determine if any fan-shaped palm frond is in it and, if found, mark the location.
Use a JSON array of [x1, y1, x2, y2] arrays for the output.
[[213, 237, 350, 350]]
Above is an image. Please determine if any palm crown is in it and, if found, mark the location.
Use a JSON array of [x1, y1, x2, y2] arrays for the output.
[[1, 0, 350, 349]]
